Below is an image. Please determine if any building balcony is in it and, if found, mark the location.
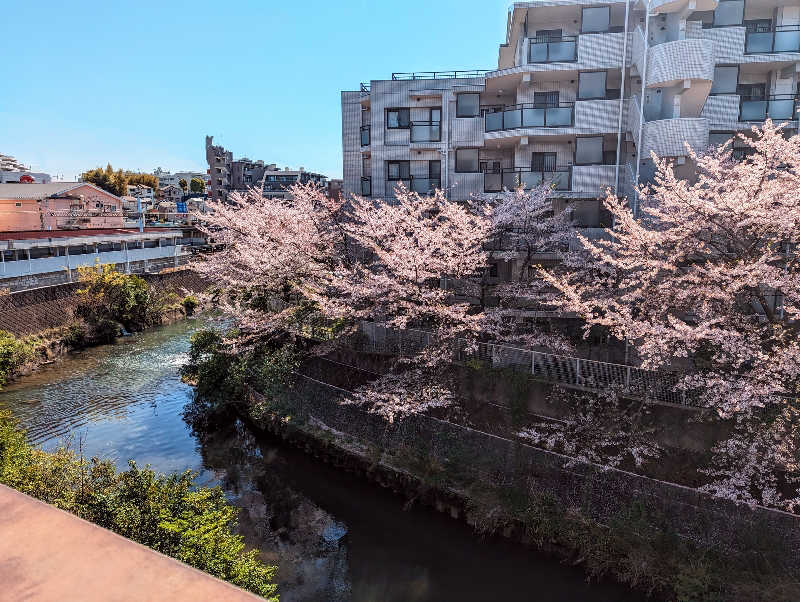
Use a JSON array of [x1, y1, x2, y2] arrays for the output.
[[485, 103, 574, 132], [409, 121, 441, 143], [360, 125, 370, 146], [484, 167, 571, 193], [739, 94, 798, 122], [528, 36, 578, 63], [745, 25, 800, 54], [385, 177, 440, 197]]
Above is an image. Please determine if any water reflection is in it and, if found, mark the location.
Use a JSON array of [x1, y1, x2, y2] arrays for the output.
[[0, 320, 639, 601]]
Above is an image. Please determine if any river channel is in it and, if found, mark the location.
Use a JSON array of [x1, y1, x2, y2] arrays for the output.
[[0, 319, 640, 601]]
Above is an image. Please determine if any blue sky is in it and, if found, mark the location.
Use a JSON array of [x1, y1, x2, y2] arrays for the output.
[[1, 0, 509, 180]]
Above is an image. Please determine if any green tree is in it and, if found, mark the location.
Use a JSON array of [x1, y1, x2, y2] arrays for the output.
[[0, 411, 279, 600], [79, 164, 158, 197], [179, 178, 188, 194], [190, 177, 206, 193]]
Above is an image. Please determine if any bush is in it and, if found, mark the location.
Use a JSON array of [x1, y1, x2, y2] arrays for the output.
[[60, 322, 90, 349], [0, 330, 34, 389], [0, 411, 278, 600], [182, 295, 199, 316], [75, 264, 165, 336]]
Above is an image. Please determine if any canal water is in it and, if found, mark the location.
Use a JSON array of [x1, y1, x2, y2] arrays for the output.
[[0, 320, 640, 601]]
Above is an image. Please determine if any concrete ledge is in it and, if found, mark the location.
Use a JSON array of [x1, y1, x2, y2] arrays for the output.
[[0, 484, 262, 601]]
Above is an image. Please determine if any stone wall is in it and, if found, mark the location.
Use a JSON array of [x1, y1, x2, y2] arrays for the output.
[[0, 269, 208, 337]]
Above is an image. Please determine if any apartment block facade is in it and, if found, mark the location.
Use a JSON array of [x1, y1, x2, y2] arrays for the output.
[[205, 136, 328, 201], [342, 0, 800, 222]]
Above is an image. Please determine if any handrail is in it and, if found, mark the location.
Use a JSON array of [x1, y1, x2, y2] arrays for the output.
[[354, 322, 696, 407], [391, 70, 492, 81], [485, 103, 574, 131], [745, 24, 800, 53]]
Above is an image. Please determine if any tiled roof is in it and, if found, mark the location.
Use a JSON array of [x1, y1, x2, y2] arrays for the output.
[[0, 182, 119, 201]]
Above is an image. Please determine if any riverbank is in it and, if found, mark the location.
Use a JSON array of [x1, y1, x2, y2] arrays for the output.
[[0, 267, 205, 389], [1, 319, 637, 601], [218, 372, 800, 602]]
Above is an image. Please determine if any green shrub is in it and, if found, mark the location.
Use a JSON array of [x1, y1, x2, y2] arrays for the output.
[[182, 295, 199, 316], [0, 411, 278, 600], [0, 330, 35, 389]]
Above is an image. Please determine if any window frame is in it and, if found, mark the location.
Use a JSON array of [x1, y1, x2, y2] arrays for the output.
[[710, 65, 740, 95], [387, 160, 411, 180], [581, 6, 610, 34], [456, 93, 481, 118], [455, 148, 481, 173], [574, 136, 605, 166], [577, 70, 608, 100], [386, 108, 411, 129]]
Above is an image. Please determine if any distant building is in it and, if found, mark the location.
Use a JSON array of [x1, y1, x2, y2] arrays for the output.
[[160, 184, 183, 203], [205, 136, 328, 201], [0, 182, 124, 232], [0, 153, 51, 184], [126, 184, 154, 201], [153, 168, 209, 190], [0, 228, 186, 291]]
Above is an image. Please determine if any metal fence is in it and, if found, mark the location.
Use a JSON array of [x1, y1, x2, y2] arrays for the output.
[[353, 322, 692, 407]]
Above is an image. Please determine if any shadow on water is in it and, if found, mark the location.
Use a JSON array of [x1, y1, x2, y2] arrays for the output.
[[0, 320, 642, 602]]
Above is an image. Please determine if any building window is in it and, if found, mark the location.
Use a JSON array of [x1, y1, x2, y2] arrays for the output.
[[387, 108, 410, 128], [711, 66, 739, 94], [387, 160, 410, 180], [533, 91, 559, 107], [455, 148, 480, 173], [581, 6, 610, 33], [575, 136, 604, 165], [15, 202, 21, 207], [531, 152, 557, 171], [456, 93, 480, 117], [713, 0, 744, 27], [578, 71, 607, 99]]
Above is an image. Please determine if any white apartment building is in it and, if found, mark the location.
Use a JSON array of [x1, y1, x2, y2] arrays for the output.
[[0, 153, 51, 183], [342, 0, 800, 222], [153, 168, 210, 190]]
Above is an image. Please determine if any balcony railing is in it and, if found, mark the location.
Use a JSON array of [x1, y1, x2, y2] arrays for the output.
[[391, 70, 492, 80], [410, 121, 441, 142], [411, 177, 441, 195], [739, 94, 798, 121], [360, 125, 370, 146], [484, 167, 571, 193], [745, 25, 800, 54], [528, 36, 578, 63], [385, 177, 440, 197], [360, 177, 371, 196], [485, 103, 574, 132]]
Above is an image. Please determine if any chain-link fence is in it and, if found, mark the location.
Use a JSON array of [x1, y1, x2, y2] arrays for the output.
[[248, 375, 800, 572]]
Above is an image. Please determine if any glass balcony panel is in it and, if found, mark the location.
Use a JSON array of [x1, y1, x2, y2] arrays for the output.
[[548, 41, 576, 62], [360, 179, 371, 196], [484, 173, 502, 192], [546, 107, 572, 126], [740, 100, 767, 121], [746, 32, 773, 53], [713, 0, 744, 26], [485, 112, 503, 132], [774, 30, 800, 52], [520, 172, 543, 189], [360, 128, 370, 146], [503, 108, 522, 129], [411, 178, 440, 194], [522, 108, 545, 127], [548, 171, 570, 190], [529, 42, 549, 63], [768, 99, 796, 120], [410, 123, 440, 142], [502, 172, 518, 190]]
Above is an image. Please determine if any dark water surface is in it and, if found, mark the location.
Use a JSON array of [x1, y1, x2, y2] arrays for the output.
[[0, 320, 640, 601]]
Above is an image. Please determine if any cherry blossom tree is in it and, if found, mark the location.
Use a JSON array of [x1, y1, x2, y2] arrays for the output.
[[541, 121, 800, 510]]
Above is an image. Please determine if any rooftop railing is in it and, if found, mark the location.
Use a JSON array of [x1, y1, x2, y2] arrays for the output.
[[391, 70, 492, 80], [485, 103, 574, 132], [745, 24, 800, 54], [739, 94, 798, 121], [484, 167, 571, 193]]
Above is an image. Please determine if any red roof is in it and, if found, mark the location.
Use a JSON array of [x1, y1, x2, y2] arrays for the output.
[[0, 228, 181, 241]]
